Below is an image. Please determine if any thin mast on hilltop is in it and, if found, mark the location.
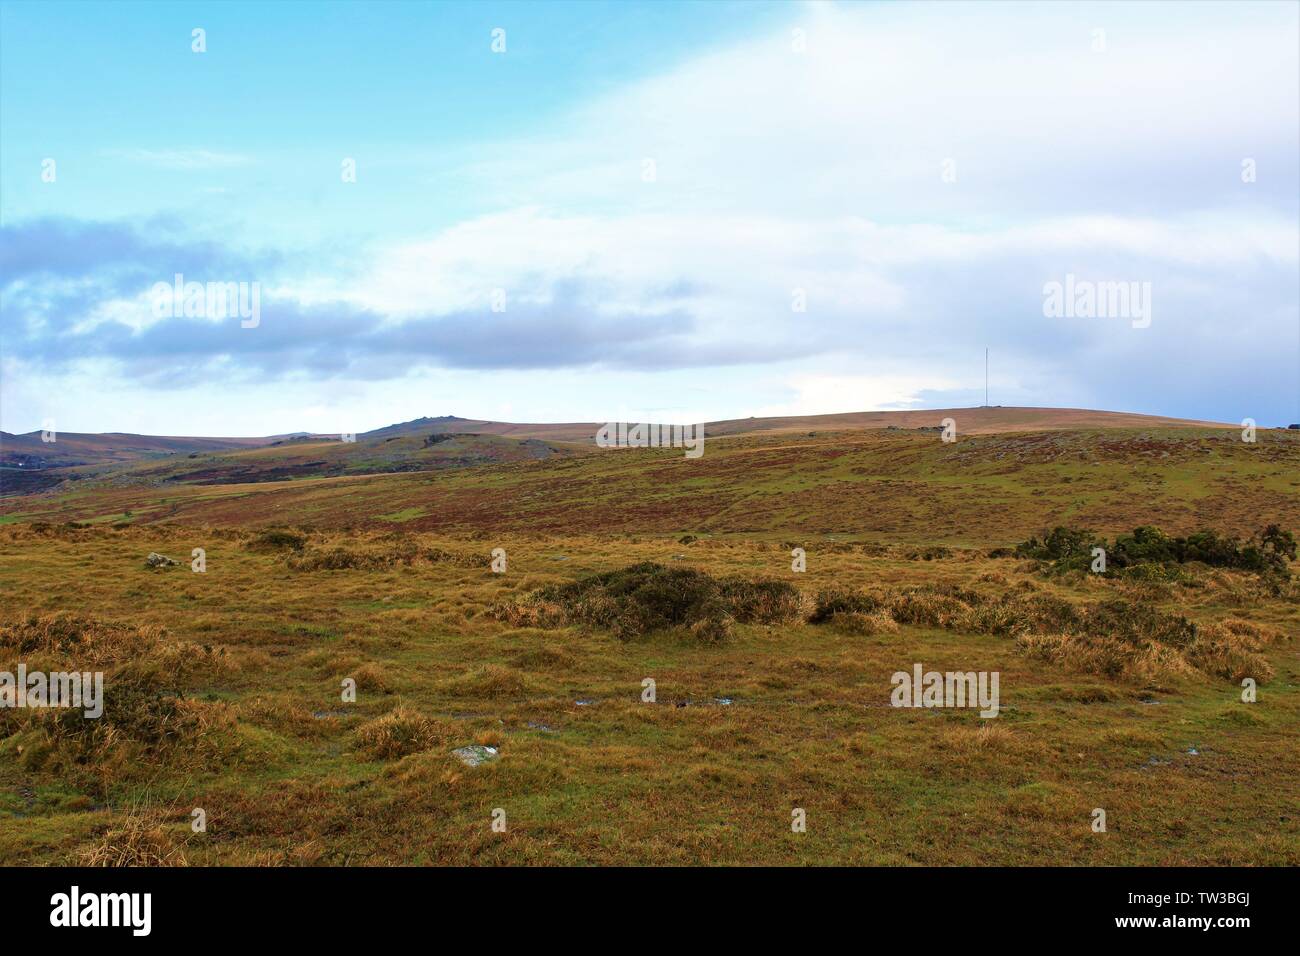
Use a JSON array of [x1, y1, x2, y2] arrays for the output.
[[985, 348, 989, 407]]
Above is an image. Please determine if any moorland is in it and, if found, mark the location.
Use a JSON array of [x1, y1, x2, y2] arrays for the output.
[[1, 407, 1296, 865]]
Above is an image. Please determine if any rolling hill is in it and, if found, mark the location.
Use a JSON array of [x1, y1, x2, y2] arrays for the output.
[[0, 404, 1239, 474], [0, 429, 271, 468], [4, 419, 1297, 546]]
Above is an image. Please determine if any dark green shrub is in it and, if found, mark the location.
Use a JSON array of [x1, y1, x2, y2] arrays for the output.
[[246, 528, 307, 552], [1016, 524, 1295, 579], [1084, 599, 1197, 649], [496, 562, 802, 641]]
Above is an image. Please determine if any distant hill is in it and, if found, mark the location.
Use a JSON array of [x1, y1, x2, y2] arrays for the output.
[[0, 429, 587, 495], [360, 406, 1234, 444], [0, 406, 1237, 482], [4, 416, 1295, 540], [700, 406, 1233, 437], [360, 415, 601, 442], [0, 430, 271, 468]]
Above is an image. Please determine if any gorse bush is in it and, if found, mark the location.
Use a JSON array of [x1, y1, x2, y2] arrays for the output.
[[1015, 524, 1296, 578], [1015, 526, 1095, 562], [492, 562, 805, 642]]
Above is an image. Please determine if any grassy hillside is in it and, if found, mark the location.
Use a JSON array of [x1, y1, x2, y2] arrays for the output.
[[5, 427, 1298, 545], [0, 416, 1296, 865], [1, 432, 589, 500], [0, 404, 1239, 476], [0, 522, 1295, 865], [0, 429, 269, 468]]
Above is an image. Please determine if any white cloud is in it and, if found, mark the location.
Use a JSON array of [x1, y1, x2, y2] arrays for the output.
[[753, 373, 958, 418], [455, 0, 1299, 221]]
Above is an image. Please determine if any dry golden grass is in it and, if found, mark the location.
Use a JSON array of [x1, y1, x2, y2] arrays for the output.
[[353, 707, 443, 760], [826, 609, 900, 635], [0, 612, 161, 666], [0, 516, 1296, 865], [1185, 617, 1285, 682], [79, 806, 191, 867]]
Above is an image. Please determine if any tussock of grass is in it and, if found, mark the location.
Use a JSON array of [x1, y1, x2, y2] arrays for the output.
[[1185, 617, 1283, 682], [350, 661, 390, 692], [510, 643, 577, 669], [79, 807, 190, 867], [885, 588, 974, 628], [9, 687, 245, 780], [1042, 684, 1119, 704], [1015, 632, 1196, 683], [440, 664, 528, 698], [941, 723, 1015, 752], [354, 707, 442, 760], [807, 589, 882, 622], [0, 612, 161, 666], [1011, 609, 1281, 684], [492, 562, 805, 642], [0, 611, 256, 793]]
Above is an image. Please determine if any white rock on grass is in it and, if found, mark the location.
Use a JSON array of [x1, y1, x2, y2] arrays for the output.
[[452, 745, 498, 767]]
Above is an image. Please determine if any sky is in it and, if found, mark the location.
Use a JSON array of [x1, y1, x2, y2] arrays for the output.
[[1, 0, 1298, 437]]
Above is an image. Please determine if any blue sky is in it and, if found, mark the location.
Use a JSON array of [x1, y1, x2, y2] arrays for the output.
[[2, 0, 1297, 436]]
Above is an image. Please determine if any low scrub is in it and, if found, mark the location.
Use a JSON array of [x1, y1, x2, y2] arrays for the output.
[[245, 528, 308, 552], [492, 562, 806, 642], [809, 586, 1280, 684], [0, 612, 251, 794], [1015, 524, 1296, 579], [288, 541, 482, 571]]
